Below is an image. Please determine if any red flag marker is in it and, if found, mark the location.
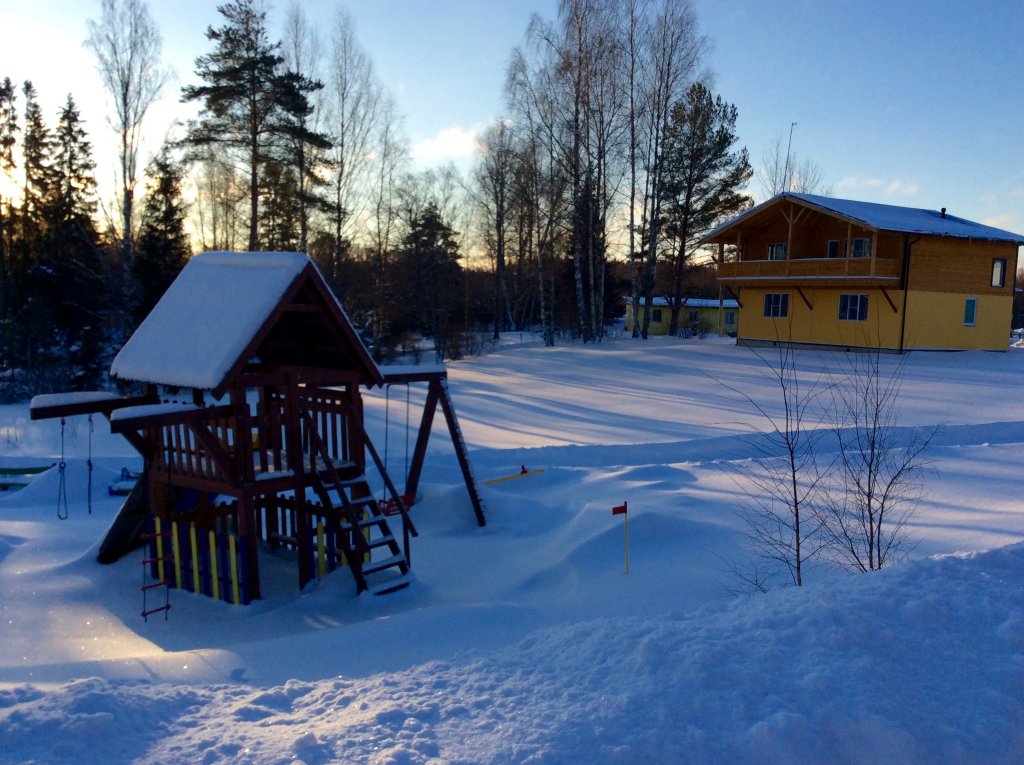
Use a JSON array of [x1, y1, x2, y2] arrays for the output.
[[613, 501, 629, 573]]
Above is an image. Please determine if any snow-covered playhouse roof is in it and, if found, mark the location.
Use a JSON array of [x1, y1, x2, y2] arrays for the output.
[[702, 192, 1024, 245], [111, 251, 382, 395]]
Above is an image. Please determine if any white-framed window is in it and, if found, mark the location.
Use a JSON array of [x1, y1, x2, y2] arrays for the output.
[[725, 311, 737, 325], [838, 294, 869, 321], [764, 293, 789, 318], [767, 243, 788, 261], [850, 238, 872, 258], [991, 258, 1007, 288], [826, 239, 844, 258], [964, 297, 977, 326]]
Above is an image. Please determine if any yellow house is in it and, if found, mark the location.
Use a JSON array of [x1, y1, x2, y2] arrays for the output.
[[625, 297, 739, 336], [704, 193, 1024, 351]]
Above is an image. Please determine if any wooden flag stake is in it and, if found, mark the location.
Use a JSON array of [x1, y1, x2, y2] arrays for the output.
[[612, 501, 629, 574]]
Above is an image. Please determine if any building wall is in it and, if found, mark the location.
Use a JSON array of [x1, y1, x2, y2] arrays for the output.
[[737, 287, 903, 349], [625, 303, 738, 335], [904, 292, 1012, 350], [732, 236, 1019, 351], [737, 287, 1012, 351]]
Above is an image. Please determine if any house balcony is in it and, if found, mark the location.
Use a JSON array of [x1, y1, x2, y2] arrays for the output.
[[717, 256, 902, 288]]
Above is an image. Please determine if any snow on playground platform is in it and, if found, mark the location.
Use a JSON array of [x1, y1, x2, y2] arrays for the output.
[[1, 338, 1022, 763]]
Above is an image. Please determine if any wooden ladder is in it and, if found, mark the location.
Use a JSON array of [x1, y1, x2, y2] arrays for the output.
[[309, 470, 411, 595], [301, 410, 412, 595]]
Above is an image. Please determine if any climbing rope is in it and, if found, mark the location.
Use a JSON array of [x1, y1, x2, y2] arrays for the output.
[[56, 417, 68, 520]]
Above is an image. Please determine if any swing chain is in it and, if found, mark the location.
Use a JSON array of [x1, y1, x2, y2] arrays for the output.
[[86, 413, 94, 515], [57, 417, 68, 520]]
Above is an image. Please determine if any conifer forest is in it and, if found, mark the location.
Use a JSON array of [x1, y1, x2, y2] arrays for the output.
[[0, 0, 755, 398]]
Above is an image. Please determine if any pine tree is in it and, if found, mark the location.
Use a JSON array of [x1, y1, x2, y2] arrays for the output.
[[659, 83, 751, 335], [182, 0, 329, 252], [132, 144, 190, 324]]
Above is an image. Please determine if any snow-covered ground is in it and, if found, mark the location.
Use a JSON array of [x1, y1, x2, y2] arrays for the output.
[[1, 337, 1022, 764]]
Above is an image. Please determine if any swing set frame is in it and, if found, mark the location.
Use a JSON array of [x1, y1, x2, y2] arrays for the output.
[[379, 366, 486, 528]]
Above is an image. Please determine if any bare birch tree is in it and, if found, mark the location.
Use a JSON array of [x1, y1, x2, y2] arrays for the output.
[[631, 0, 705, 338], [474, 120, 517, 338], [367, 95, 407, 352], [325, 7, 383, 271], [758, 130, 832, 198], [506, 43, 568, 347], [281, 1, 328, 253], [728, 343, 830, 588], [820, 353, 935, 572], [85, 0, 169, 267]]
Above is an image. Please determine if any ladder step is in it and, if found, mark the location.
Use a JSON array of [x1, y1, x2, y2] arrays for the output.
[[368, 574, 411, 596], [141, 603, 171, 618], [362, 553, 406, 576], [368, 535, 397, 549], [338, 514, 387, 530]]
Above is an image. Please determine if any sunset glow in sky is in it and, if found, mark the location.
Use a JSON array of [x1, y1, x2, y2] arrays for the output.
[[1, 0, 1022, 237]]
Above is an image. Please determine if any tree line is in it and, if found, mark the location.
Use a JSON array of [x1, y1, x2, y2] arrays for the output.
[[0, 0, 763, 398]]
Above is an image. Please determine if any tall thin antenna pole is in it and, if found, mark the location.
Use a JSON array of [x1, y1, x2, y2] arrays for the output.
[[783, 121, 797, 192]]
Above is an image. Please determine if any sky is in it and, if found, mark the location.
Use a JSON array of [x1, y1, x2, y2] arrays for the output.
[[1, 0, 1022, 236]]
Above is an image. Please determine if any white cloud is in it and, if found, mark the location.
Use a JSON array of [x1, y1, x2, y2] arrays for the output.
[[980, 214, 1017, 230], [412, 126, 479, 164], [837, 176, 919, 197]]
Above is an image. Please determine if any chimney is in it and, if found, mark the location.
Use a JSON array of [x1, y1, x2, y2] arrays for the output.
[[941, 207, 946, 218]]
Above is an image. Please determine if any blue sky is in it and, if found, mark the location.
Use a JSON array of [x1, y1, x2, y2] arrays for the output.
[[2, 0, 1022, 235]]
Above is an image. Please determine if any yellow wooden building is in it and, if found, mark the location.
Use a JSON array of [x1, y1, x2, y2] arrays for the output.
[[624, 297, 739, 336], [704, 193, 1024, 352]]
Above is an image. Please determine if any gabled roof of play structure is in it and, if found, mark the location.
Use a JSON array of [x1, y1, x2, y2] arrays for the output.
[[110, 251, 382, 395], [702, 192, 1024, 245]]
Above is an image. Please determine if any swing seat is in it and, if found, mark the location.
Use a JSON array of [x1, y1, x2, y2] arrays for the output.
[[381, 493, 415, 516]]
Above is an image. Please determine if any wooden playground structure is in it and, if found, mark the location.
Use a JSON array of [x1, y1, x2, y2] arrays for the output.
[[30, 252, 484, 609]]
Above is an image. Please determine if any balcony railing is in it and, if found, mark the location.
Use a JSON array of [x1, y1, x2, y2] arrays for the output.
[[718, 257, 901, 282]]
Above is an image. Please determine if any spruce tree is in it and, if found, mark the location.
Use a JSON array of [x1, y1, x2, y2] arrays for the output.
[[19, 82, 49, 256], [132, 144, 190, 324], [0, 78, 17, 322], [37, 95, 105, 388], [396, 203, 463, 361]]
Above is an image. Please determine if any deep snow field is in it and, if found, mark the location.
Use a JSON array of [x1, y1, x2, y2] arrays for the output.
[[1, 336, 1022, 764]]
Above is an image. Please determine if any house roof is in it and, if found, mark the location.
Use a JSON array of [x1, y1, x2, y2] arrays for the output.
[[631, 297, 739, 309], [702, 192, 1024, 245], [110, 251, 382, 394]]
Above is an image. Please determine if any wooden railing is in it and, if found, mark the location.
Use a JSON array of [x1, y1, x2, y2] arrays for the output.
[[719, 257, 901, 281], [153, 406, 237, 487], [113, 389, 358, 493]]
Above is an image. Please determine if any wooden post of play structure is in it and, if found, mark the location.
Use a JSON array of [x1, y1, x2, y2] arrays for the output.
[[385, 368, 486, 528], [612, 502, 629, 574]]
